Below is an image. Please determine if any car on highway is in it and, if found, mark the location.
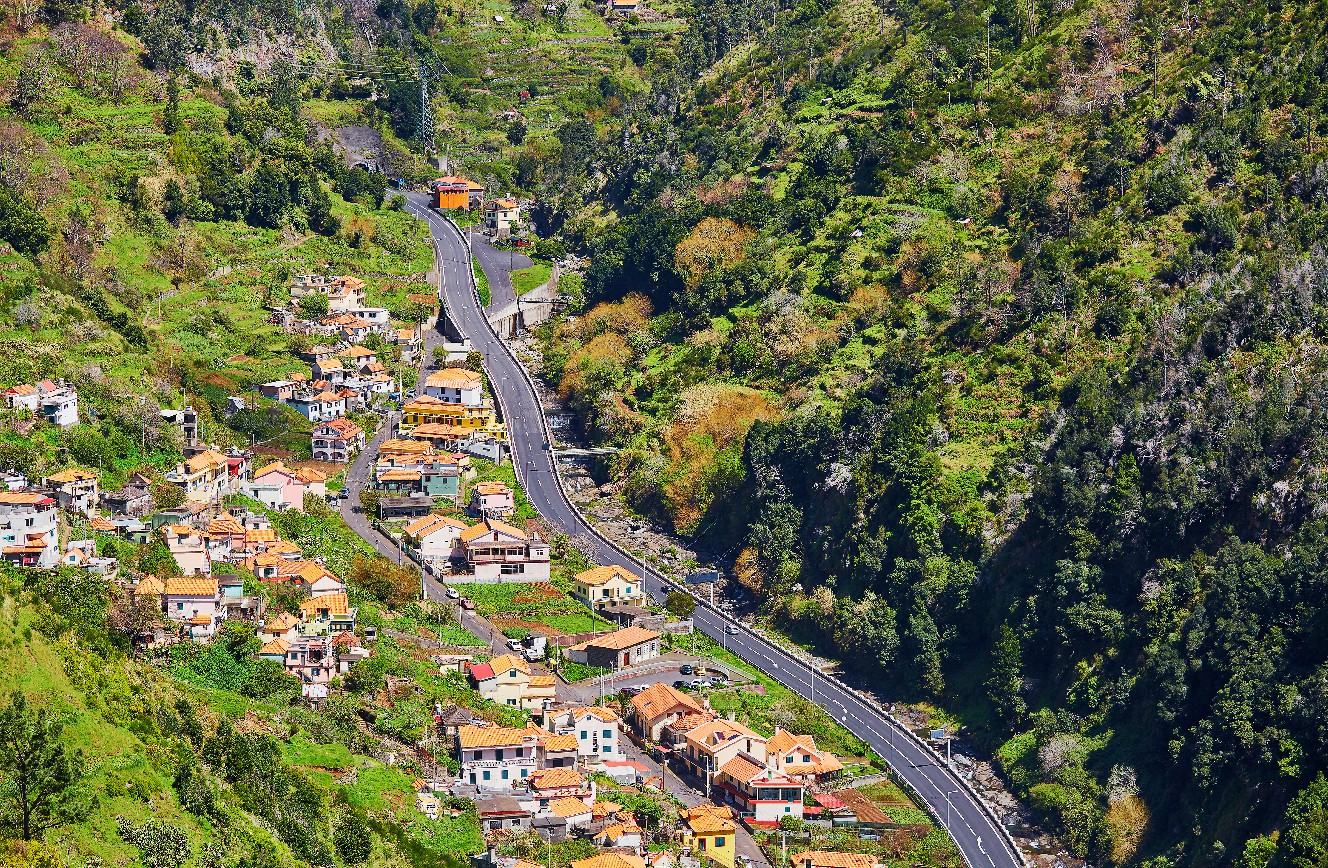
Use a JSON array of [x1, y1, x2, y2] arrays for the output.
[[460, 598, 475, 610], [725, 624, 740, 635], [678, 664, 693, 675], [445, 587, 460, 599]]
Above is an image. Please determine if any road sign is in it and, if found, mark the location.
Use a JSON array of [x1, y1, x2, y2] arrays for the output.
[[687, 570, 720, 584]]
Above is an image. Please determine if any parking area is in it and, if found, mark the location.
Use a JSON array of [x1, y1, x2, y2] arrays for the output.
[[560, 651, 752, 704]]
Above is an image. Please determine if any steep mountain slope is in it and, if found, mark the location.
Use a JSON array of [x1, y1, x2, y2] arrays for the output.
[[527, 0, 1328, 863]]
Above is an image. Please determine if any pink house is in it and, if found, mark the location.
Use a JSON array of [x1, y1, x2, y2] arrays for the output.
[[246, 461, 328, 512], [470, 481, 516, 516]]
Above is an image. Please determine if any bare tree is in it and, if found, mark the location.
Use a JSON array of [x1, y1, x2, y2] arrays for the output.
[[9, 52, 53, 121]]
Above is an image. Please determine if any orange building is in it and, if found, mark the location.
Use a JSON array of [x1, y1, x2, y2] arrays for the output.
[[432, 176, 485, 210]]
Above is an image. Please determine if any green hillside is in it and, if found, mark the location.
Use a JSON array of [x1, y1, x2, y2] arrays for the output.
[[520, 0, 1328, 862]]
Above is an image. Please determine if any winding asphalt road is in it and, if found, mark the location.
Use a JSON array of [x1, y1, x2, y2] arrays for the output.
[[471, 230, 533, 314], [397, 192, 1024, 868]]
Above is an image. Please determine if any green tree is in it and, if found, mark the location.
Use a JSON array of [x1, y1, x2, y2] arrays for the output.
[[298, 292, 331, 320], [163, 75, 180, 134], [0, 692, 84, 840], [150, 481, 185, 510], [666, 591, 696, 619], [334, 812, 372, 864], [1278, 774, 1328, 867], [0, 189, 49, 258], [986, 624, 1027, 723]]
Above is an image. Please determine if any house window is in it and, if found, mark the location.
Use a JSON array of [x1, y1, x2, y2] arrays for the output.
[[603, 729, 612, 738], [602, 589, 610, 598], [602, 745, 611, 753], [501, 769, 509, 780], [483, 771, 491, 781], [495, 750, 504, 760], [469, 773, 476, 784], [520, 768, 528, 777], [715, 837, 725, 847], [580, 731, 588, 739]]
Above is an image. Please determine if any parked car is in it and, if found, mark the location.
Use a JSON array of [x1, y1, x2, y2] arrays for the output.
[[460, 598, 475, 610], [445, 587, 460, 599], [689, 678, 709, 689], [679, 664, 694, 675], [506, 639, 524, 652], [672, 680, 691, 690]]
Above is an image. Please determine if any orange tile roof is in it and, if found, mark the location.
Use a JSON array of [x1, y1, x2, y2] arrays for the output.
[[0, 492, 54, 505], [547, 797, 593, 819], [569, 855, 643, 868], [265, 612, 300, 632], [719, 754, 765, 783], [253, 461, 293, 479], [46, 467, 97, 483], [89, 517, 115, 531], [530, 768, 585, 790], [134, 577, 165, 596], [543, 733, 578, 752], [572, 705, 620, 723], [163, 576, 217, 597], [788, 854, 878, 868], [245, 528, 277, 543], [473, 481, 511, 496], [426, 368, 483, 389], [378, 468, 421, 482], [260, 637, 291, 655], [294, 466, 327, 483], [457, 724, 532, 748], [300, 592, 350, 615], [404, 514, 467, 537], [630, 682, 702, 720], [460, 518, 526, 543], [575, 565, 639, 587], [682, 804, 736, 834], [528, 674, 556, 688], [571, 625, 658, 652], [380, 438, 434, 454], [487, 653, 530, 674], [266, 540, 302, 554], [208, 514, 245, 535], [686, 718, 763, 751]]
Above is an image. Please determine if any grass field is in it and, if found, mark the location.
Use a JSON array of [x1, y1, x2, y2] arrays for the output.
[[512, 258, 553, 296], [449, 580, 615, 636]]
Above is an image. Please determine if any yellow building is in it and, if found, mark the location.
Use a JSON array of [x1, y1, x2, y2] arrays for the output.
[[468, 653, 556, 710], [400, 395, 506, 440], [679, 804, 737, 868], [572, 564, 641, 609]]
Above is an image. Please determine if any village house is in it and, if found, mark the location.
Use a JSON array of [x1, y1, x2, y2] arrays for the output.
[[677, 805, 737, 868], [300, 591, 356, 636], [572, 565, 641, 610], [569, 854, 643, 868], [475, 795, 533, 833], [161, 524, 210, 575], [483, 198, 523, 235], [290, 274, 367, 313], [404, 514, 469, 565], [103, 472, 154, 517], [423, 367, 484, 404], [788, 853, 881, 868], [713, 755, 804, 826], [527, 767, 594, 807], [394, 327, 422, 362], [680, 719, 768, 785], [470, 481, 516, 516], [162, 575, 222, 640], [399, 394, 507, 440], [246, 461, 328, 511], [312, 418, 365, 462], [545, 706, 625, 762], [0, 492, 59, 569], [566, 626, 660, 670], [457, 724, 542, 790], [42, 467, 99, 516], [260, 611, 301, 645], [164, 449, 232, 503], [431, 175, 486, 210], [285, 636, 335, 705], [257, 380, 298, 402], [766, 728, 845, 786], [290, 390, 346, 422], [594, 816, 643, 852], [630, 683, 707, 742], [540, 731, 580, 769], [312, 358, 346, 384], [377, 438, 435, 465], [467, 653, 556, 709], [539, 797, 594, 835], [461, 518, 550, 582]]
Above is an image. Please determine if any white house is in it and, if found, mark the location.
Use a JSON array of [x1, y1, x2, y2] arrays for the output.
[[457, 724, 542, 791], [0, 491, 59, 568], [423, 368, 484, 406], [546, 706, 625, 762], [404, 513, 469, 564], [460, 519, 550, 582], [162, 575, 222, 640]]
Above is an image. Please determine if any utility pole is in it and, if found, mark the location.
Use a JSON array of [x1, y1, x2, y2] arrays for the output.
[[418, 63, 432, 156]]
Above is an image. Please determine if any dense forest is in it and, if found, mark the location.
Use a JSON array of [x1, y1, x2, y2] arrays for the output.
[[522, 0, 1328, 862]]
